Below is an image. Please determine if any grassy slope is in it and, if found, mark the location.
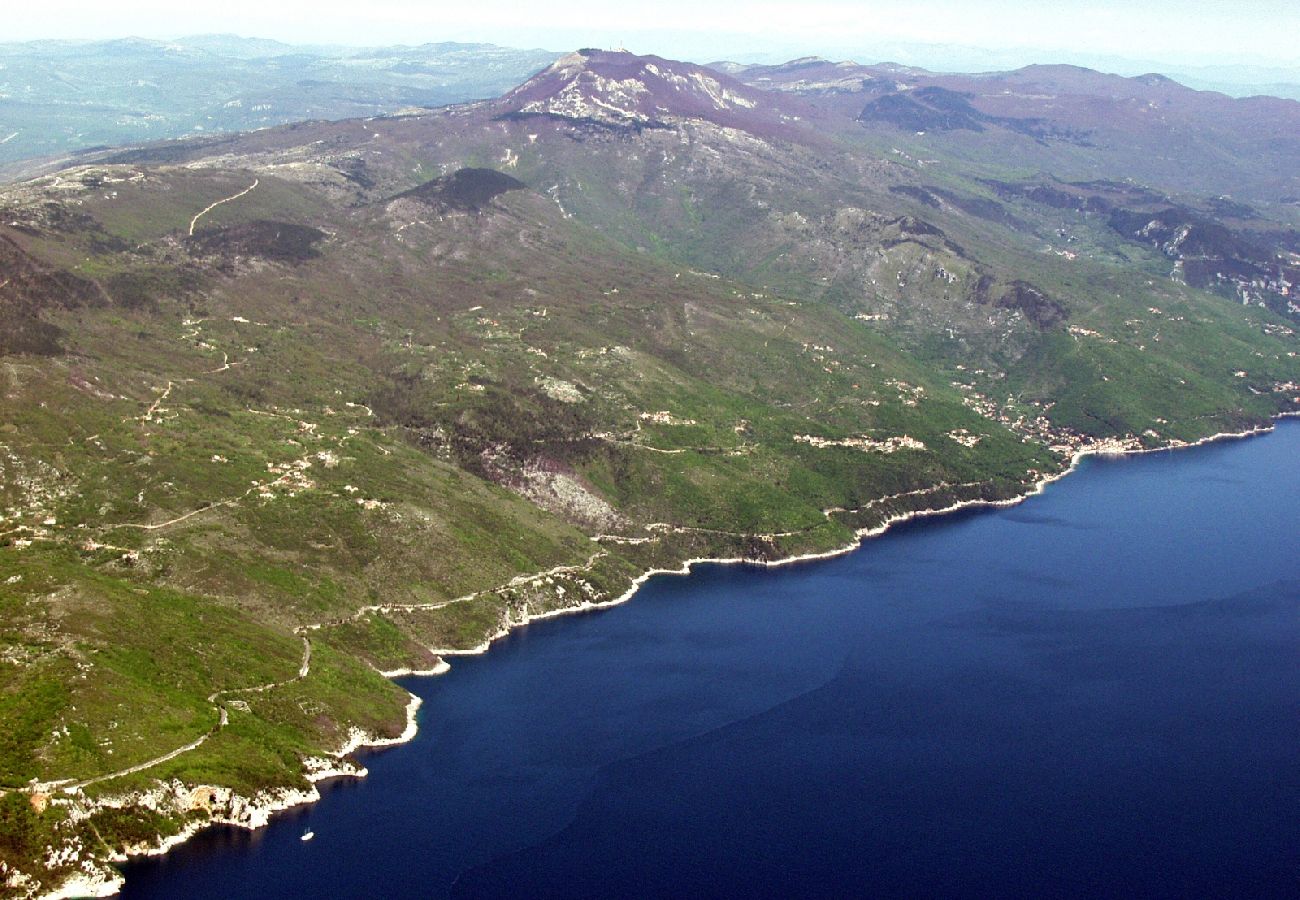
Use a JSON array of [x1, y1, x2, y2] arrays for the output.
[[0, 167, 1067, 892], [406, 116, 1296, 444]]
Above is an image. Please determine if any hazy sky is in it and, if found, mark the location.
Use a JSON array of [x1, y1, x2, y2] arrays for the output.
[[9, 0, 1300, 71]]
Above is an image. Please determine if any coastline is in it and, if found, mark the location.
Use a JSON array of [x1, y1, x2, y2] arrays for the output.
[[377, 661, 451, 678], [31, 414, 1294, 900], [433, 417, 1293, 660], [26, 695, 425, 900]]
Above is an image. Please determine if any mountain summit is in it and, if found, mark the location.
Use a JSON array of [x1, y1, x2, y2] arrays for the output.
[[500, 48, 805, 136]]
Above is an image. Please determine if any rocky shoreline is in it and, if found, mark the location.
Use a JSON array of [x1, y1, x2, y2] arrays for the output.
[[433, 417, 1294, 662], [21, 695, 422, 900], [27, 416, 1294, 900]]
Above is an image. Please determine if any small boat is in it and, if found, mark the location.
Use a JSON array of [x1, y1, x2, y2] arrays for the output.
[[300, 830, 315, 842]]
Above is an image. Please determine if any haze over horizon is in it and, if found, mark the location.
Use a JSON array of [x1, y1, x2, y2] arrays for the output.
[[8, 0, 1300, 82]]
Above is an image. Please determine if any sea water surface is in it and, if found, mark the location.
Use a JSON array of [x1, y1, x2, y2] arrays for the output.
[[122, 422, 1300, 898]]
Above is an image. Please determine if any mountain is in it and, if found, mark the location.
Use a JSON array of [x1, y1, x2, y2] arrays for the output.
[[724, 58, 1300, 203], [0, 49, 1296, 897], [497, 49, 807, 136], [0, 37, 561, 173], [718, 56, 1300, 319]]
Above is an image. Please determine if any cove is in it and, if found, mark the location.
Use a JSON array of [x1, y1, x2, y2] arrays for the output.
[[119, 421, 1300, 898]]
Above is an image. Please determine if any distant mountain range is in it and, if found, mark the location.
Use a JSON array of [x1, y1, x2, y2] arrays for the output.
[[712, 41, 1300, 99], [0, 35, 560, 170], [4, 35, 1300, 177]]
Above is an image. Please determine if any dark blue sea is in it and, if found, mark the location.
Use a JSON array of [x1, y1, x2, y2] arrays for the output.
[[121, 422, 1300, 899]]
